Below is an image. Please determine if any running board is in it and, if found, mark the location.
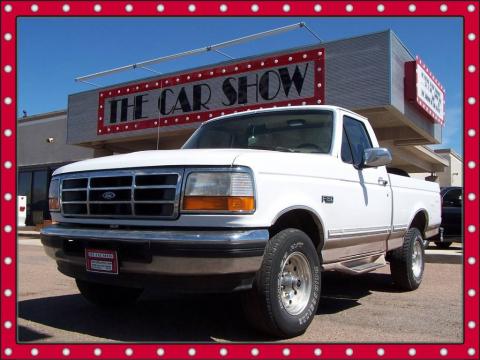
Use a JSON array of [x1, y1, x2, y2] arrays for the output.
[[323, 254, 387, 275]]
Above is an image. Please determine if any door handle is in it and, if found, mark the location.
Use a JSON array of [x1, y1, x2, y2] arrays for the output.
[[378, 177, 388, 186]]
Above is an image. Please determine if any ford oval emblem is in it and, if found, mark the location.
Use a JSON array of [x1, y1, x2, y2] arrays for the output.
[[102, 191, 116, 200]]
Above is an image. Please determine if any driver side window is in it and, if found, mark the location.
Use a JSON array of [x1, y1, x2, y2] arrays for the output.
[[343, 116, 373, 165]]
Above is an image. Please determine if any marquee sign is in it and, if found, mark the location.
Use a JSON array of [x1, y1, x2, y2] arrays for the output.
[[97, 48, 325, 135], [405, 56, 445, 125]]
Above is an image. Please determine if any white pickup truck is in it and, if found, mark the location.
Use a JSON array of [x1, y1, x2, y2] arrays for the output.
[[41, 105, 441, 337]]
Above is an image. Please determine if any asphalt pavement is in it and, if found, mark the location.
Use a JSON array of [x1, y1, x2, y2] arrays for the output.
[[17, 238, 463, 343]]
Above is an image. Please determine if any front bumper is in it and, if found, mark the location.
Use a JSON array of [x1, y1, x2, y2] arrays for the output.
[[40, 225, 269, 291]]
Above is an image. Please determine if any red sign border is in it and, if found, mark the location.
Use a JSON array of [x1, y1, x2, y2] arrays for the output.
[[405, 56, 446, 125], [97, 48, 325, 135], [1, 1, 478, 360]]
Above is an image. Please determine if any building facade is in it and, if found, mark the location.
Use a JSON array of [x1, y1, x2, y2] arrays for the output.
[[411, 148, 463, 187]]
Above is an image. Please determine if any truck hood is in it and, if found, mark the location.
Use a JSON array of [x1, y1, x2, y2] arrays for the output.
[[53, 149, 262, 175]]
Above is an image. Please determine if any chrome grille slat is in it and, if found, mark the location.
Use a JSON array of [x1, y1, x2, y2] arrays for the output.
[[59, 168, 182, 219]]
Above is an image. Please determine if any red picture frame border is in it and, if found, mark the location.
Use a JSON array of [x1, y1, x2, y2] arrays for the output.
[[1, 1, 478, 359]]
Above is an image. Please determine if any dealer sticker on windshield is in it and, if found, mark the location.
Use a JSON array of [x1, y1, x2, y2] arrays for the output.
[[85, 248, 118, 274]]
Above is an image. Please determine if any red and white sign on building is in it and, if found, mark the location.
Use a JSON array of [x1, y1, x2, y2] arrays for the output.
[[405, 56, 446, 126], [97, 48, 325, 135]]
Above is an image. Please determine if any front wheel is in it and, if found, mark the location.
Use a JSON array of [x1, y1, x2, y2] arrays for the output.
[[242, 228, 321, 338], [389, 228, 425, 291], [75, 279, 143, 307]]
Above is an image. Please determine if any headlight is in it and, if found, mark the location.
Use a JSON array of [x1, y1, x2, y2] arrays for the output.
[[48, 178, 60, 211], [182, 171, 255, 213]]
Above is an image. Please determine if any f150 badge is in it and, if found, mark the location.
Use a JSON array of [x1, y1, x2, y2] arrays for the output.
[[321, 195, 334, 204]]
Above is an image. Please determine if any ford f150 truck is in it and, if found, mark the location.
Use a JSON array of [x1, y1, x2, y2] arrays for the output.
[[41, 105, 441, 337]]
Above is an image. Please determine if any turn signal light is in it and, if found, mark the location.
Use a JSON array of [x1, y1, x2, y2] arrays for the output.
[[183, 196, 255, 212], [49, 198, 60, 211]]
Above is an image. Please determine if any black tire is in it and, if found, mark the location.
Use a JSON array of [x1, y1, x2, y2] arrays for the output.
[[435, 241, 452, 249], [75, 279, 143, 307], [389, 228, 425, 291], [242, 228, 321, 338]]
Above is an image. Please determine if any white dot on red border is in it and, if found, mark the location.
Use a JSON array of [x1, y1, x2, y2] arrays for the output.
[[440, 4, 448, 12], [345, 348, 353, 356], [4, 348, 12, 356], [251, 348, 259, 356], [467, 4, 476, 12], [4, 33, 12, 41], [62, 4, 70, 12], [468, 348, 476, 356], [468, 257, 476, 265], [4, 161, 12, 169], [408, 348, 416, 356], [4, 225, 12, 233], [468, 33, 476, 41], [314, 348, 322, 356], [157, 4, 164, 12], [4, 321, 12, 329], [62, 348, 70, 356], [4, 97, 12, 105], [31, 4, 39, 12], [219, 348, 228, 356], [4, 289, 12, 297], [31, 348, 39, 356], [468, 161, 476, 169], [94, 348, 101, 356], [4, 4, 12, 12], [220, 4, 227, 12], [283, 4, 290, 12], [4, 192, 13, 201], [468, 289, 476, 297], [440, 348, 448, 356], [377, 348, 385, 356], [377, 4, 385, 12], [4, 257, 12, 265], [4, 128, 12, 137], [468, 225, 476, 233], [4, 65, 12, 73], [468, 65, 476, 73], [345, 4, 353, 12], [468, 129, 476, 137], [408, 4, 416, 12], [282, 348, 290, 356], [468, 321, 476, 329], [251, 4, 259, 12], [125, 348, 133, 356], [188, 348, 196, 356], [157, 348, 165, 356], [125, 4, 133, 12], [468, 97, 476, 105], [314, 4, 322, 12], [93, 4, 101, 12], [188, 4, 196, 12]]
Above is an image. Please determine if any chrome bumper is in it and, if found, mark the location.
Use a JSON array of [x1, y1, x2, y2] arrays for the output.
[[40, 225, 269, 276]]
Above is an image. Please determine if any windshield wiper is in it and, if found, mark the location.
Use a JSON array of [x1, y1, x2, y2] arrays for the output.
[[247, 146, 297, 153]]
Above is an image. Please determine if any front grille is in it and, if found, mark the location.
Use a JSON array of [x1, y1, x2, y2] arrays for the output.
[[60, 169, 183, 219]]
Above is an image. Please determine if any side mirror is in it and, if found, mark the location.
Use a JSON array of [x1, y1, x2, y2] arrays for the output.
[[362, 148, 392, 168]]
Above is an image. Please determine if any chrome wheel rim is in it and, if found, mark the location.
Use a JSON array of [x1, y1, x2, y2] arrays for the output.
[[279, 252, 312, 316], [412, 238, 423, 278]]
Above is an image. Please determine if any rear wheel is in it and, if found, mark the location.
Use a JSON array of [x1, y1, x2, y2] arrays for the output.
[[389, 228, 425, 291], [435, 241, 452, 249], [242, 228, 321, 338], [75, 279, 143, 307]]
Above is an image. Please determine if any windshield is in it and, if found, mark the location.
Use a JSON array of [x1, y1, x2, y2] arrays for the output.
[[183, 110, 334, 154]]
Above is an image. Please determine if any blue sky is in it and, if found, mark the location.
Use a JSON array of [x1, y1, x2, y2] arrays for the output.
[[17, 17, 463, 154]]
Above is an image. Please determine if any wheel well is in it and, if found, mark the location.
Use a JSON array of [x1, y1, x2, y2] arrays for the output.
[[410, 211, 427, 237], [270, 209, 324, 256]]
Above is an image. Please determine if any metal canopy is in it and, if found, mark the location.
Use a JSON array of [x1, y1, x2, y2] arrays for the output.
[[75, 22, 321, 85]]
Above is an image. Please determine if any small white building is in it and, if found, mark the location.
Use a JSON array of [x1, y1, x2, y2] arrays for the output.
[[411, 148, 463, 187]]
